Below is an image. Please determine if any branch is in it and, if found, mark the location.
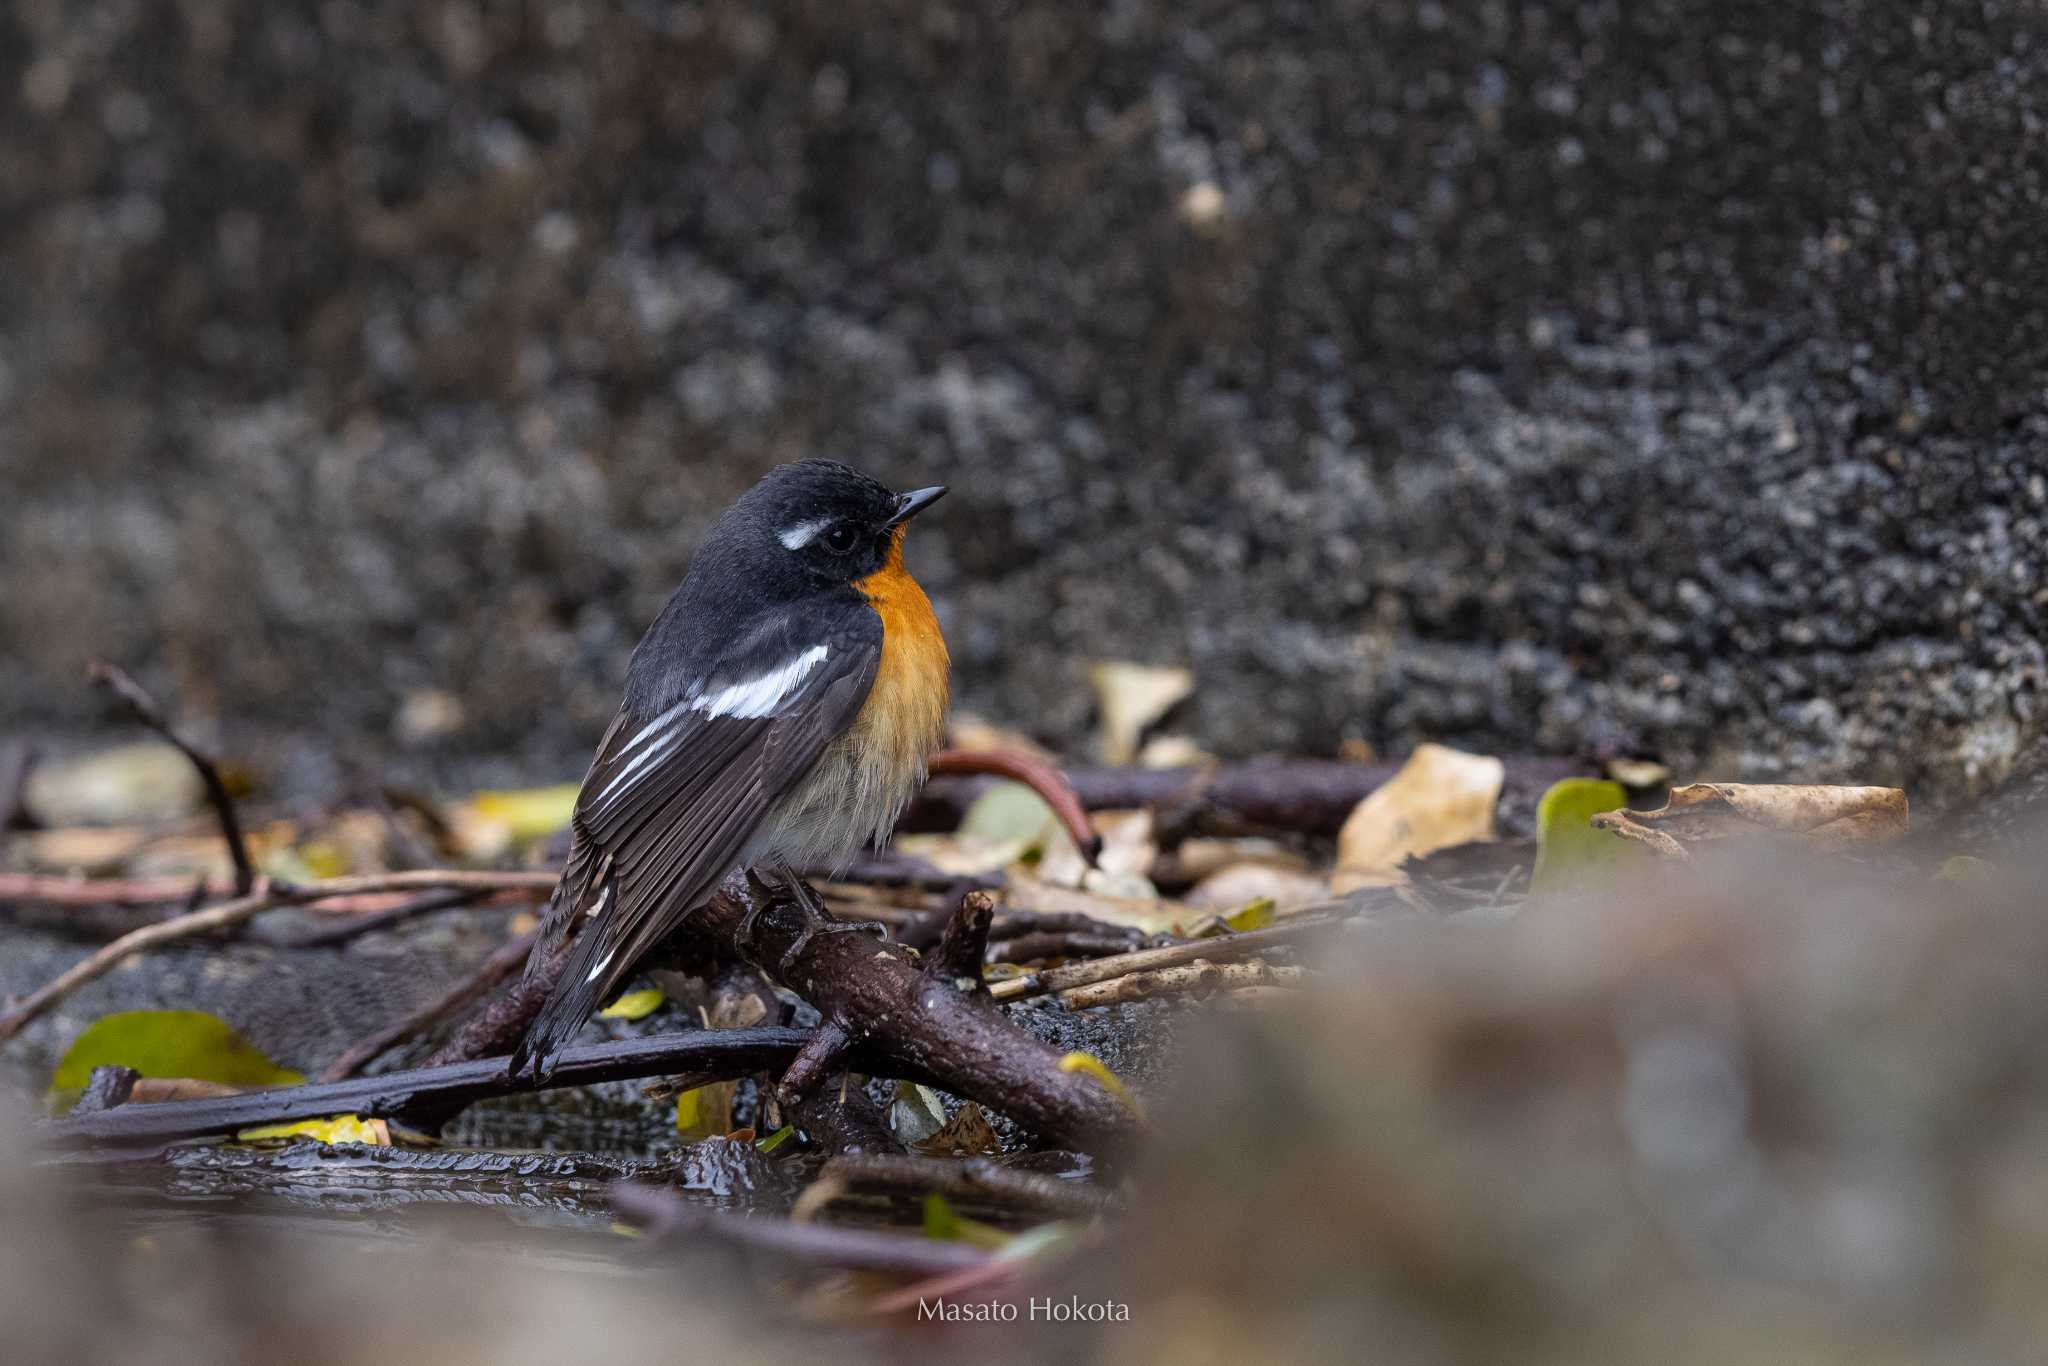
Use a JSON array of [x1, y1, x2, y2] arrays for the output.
[[708, 878, 1138, 1152], [88, 661, 257, 895], [0, 740, 35, 832], [42, 1025, 836, 1147], [316, 929, 537, 1082], [611, 1182, 990, 1277], [818, 1152, 1119, 1219], [0, 870, 557, 1044], [927, 749, 1102, 863]]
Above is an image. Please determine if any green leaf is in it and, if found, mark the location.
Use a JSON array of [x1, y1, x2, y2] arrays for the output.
[[756, 1124, 797, 1154], [921, 1193, 1010, 1251], [958, 782, 1057, 847], [1224, 897, 1276, 932], [1530, 778, 1634, 895], [51, 1010, 303, 1111], [597, 988, 664, 1021]]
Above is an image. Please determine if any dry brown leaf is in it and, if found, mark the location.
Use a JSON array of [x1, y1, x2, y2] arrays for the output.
[[1331, 744, 1505, 893], [1088, 661, 1195, 765], [912, 1100, 1003, 1157], [1589, 783, 1908, 861]]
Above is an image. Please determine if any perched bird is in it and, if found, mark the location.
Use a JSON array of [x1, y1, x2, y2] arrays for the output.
[[507, 461, 950, 1080]]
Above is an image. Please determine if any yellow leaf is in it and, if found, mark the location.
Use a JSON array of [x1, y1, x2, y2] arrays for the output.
[[921, 1192, 1012, 1251], [1058, 1051, 1145, 1119], [597, 988, 665, 1021], [1224, 897, 1276, 932], [464, 784, 581, 843], [675, 1087, 702, 1134], [1087, 661, 1195, 765], [237, 1115, 390, 1145]]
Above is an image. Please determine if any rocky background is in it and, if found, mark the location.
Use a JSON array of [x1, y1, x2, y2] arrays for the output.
[[2, 0, 2042, 806]]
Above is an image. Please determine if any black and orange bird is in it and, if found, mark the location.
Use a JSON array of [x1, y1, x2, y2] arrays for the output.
[[507, 461, 949, 1080]]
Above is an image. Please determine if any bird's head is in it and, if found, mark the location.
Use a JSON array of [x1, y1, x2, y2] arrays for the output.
[[732, 460, 947, 588]]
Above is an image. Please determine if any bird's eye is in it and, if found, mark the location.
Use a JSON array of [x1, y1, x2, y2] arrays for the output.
[[822, 523, 861, 554]]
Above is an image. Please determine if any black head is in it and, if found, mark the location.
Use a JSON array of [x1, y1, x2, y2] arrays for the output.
[[718, 460, 946, 589]]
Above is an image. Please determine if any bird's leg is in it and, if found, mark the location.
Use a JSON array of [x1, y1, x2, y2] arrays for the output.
[[768, 864, 885, 981]]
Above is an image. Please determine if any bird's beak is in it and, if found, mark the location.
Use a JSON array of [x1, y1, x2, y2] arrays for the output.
[[885, 485, 948, 528]]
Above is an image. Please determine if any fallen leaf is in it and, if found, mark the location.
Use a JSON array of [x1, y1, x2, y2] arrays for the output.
[[51, 1010, 303, 1112], [25, 743, 204, 826], [676, 1082, 737, 1138], [757, 1124, 798, 1154], [1529, 778, 1634, 895], [1331, 744, 1505, 893], [921, 1192, 1011, 1251], [1035, 808, 1157, 890], [913, 1100, 1002, 1157], [1590, 783, 1909, 861], [1057, 1051, 1145, 1119], [449, 783, 580, 859], [1136, 733, 1215, 769], [237, 1115, 391, 1145], [1088, 661, 1194, 765], [1184, 862, 1329, 913], [597, 988, 665, 1021], [889, 1081, 951, 1144]]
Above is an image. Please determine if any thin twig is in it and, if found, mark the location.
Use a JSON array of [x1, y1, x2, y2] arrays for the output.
[[87, 661, 256, 895], [0, 869, 558, 1043], [1053, 958, 1303, 1009], [273, 888, 488, 948], [612, 1183, 991, 1277], [818, 1152, 1119, 1219], [928, 749, 1102, 864], [316, 929, 538, 1082], [987, 931, 1141, 964], [988, 914, 1350, 1003], [0, 741, 36, 832]]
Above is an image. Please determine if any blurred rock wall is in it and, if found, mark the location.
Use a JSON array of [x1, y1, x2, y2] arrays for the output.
[[2, 1, 2042, 800]]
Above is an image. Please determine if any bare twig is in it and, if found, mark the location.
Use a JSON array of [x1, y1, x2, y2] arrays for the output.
[[988, 914, 1350, 1003], [987, 931, 1142, 964], [774, 1019, 854, 1106], [0, 869, 558, 1044], [274, 888, 489, 949], [317, 929, 538, 1082], [0, 741, 35, 832], [612, 1182, 990, 1277], [87, 661, 257, 895], [928, 749, 1102, 864], [1053, 958, 1303, 1009], [818, 1152, 1119, 1219]]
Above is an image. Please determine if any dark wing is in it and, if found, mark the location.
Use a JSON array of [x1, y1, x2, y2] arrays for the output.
[[509, 614, 880, 1080]]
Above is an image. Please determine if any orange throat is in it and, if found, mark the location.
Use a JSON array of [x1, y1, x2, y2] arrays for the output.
[[853, 530, 951, 773]]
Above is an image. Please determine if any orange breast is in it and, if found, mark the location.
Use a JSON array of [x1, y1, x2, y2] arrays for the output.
[[852, 529, 950, 781]]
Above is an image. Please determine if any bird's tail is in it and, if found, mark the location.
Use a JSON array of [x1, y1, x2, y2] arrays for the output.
[[506, 847, 611, 1083]]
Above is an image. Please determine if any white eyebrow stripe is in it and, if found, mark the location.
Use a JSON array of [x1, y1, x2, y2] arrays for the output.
[[695, 644, 830, 719], [778, 517, 835, 550]]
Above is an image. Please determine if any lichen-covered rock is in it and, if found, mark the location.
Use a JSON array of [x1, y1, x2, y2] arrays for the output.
[[2, 2, 2041, 803]]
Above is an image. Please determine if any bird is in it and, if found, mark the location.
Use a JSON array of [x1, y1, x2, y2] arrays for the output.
[[506, 460, 950, 1081]]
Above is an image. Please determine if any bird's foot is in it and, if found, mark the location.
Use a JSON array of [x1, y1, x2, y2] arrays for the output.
[[762, 865, 885, 980]]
